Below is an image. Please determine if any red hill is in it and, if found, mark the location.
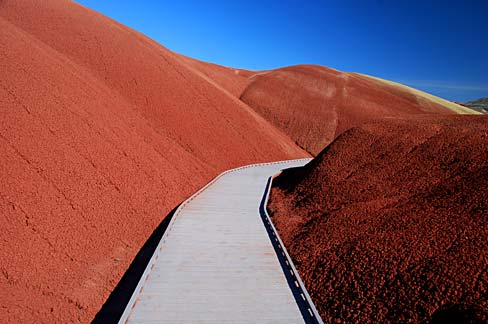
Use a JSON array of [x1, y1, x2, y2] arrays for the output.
[[0, 0, 305, 323], [241, 65, 475, 155], [269, 115, 488, 323]]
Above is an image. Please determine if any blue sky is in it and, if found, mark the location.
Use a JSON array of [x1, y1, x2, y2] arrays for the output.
[[76, 0, 487, 102]]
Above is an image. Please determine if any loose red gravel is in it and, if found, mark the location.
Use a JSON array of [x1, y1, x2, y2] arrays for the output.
[[269, 115, 488, 323]]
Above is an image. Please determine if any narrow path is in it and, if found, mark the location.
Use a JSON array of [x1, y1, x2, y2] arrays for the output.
[[119, 159, 321, 323]]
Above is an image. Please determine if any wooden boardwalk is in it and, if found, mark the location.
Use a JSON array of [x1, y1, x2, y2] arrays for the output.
[[119, 159, 322, 323]]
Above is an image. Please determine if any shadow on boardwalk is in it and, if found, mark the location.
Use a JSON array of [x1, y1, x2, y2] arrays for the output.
[[91, 204, 180, 324]]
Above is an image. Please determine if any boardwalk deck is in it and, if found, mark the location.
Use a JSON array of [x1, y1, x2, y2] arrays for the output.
[[119, 159, 320, 323]]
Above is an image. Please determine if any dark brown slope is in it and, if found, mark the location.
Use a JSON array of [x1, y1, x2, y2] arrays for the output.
[[241, 65, 473, 155], [269, 115, 488, 323], [0, 1, 306, 323]]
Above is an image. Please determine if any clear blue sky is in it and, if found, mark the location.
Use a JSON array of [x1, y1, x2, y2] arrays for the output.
[[76, 0, 487, 102]]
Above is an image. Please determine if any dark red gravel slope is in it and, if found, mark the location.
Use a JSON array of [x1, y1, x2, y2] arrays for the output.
[[269, 115, 488, 323], [0, 1, 306, 323]]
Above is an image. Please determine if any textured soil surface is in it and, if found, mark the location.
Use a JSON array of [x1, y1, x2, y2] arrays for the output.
[[0, 1, 306, 323], [175, 54, 254, 98], [269, 115, 488, 323], [241, 65, 467, 155]]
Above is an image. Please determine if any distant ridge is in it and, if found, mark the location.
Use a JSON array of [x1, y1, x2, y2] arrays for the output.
[[459, 97, 488, 114]]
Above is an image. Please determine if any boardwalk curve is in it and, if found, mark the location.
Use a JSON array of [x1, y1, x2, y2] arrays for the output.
[[119, 159, 321, 323]]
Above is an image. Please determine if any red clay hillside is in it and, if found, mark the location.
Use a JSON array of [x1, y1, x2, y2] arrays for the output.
[[0, 1, 305, 323], [269, 115, 488, 323]]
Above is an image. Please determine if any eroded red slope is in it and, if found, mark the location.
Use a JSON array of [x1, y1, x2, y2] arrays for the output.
[[175, 54, 253, 98], [241, 65, 459, 155], [269, 115, 488, 323], [0, 1, 306, 323]]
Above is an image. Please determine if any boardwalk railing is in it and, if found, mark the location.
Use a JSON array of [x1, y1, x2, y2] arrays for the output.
[[260, 175, 323, 324]]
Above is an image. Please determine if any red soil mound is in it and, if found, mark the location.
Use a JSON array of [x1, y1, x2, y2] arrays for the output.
[[269, 115, 488, 323], [241, 65, 458, 155], [0, 1, 306, 323]]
